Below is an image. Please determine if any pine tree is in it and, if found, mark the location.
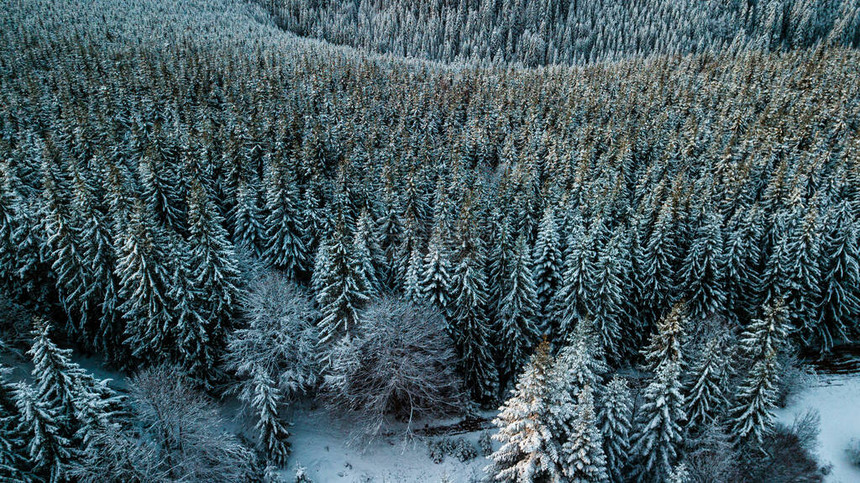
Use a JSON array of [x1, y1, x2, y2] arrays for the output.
[[353, 208, 382, 296], [486, 213, 514, 323], [598, 376, 633, 483], [230, 177, 266, 258], [532, 206, 561, 333], [252, 369, 290, 467], [138, 149, 185, 234], [449, 236, 498, 403], [115, 200, 175, 362], [725, 205, 764, 323], [72, 161, 122, 359], [14, 382, 71, 483], [642, 302, 687, 372], [685, 334, 733, 432], [498, 234, 541, 386], [641, 199, 680, 320], [0, 364, 30, 481], [785, 205, 824, 346], [43, 163, 91, 339], [561, 384, 608, 482], [263, 156, 307, 279], [421, 224, 453, 314], [316, 214, 370, 346], [730, 299, 789, 448], [588, 234, 627, 361], [818, 200, 860, 349], [487, 342, 562, 482], [680, 210, 727, 321], [28, 321, 79, 436], [403, 245, 424, 304], [554, 214, 594, 335], [185, 178, 241, 378], [168, 247, 213, 384], [630, 359, 686, 482]]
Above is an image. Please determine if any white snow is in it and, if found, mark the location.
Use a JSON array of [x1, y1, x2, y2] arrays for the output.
[[775, 373, 860, 483], [285, 408, 494, 482]]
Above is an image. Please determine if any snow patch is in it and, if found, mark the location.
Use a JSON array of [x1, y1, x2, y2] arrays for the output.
[[775, 374, 860, 482]]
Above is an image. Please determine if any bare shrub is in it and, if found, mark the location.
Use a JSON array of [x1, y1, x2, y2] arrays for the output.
[[319, 297, 463, 443], [739, 410, 824, 483], [685, 424, 739, 483]]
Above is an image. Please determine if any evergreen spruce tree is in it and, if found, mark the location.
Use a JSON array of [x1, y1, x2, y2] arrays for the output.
[[449, 236, 498, 403], [685, 334, 733, 432], [14, 382, 71, 483], [0, 364, 30, 481], [43, 164, 91, 339], [138, 149, 185, 234], [641, 200, 680, 320], [28, 320, 80, 437], [353, 208, 382, 296], [497, 234, 541, 387], [730, 299, 789, 448], [785, 205, 824, 346], [725, 205, 764, 323], [316, 213, 370, 346], [185, 178, 241, 379], [553, 214, 592, 335], [421, 223, 453, 314], [230, 177, 266, 258], [115, 200, 175, 362], [561, 384, 608, 482], [72, 161, 122, 359], [263, 155, 307, 279], [598, 376, 633, 483], [532, 206, 561, 333], [680, 210, 727, 321], [588, 234, 626, 361], [818, 200, 859, 348], [486, 213, 514, 324], [630, 359, 686, 482], [487, 342, 562, 482], [252, 369, 290, 467], [403, 245, 424, 305], [642, 302, 687, 372]]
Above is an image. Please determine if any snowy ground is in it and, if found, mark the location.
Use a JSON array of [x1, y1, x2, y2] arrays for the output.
[[284, 408, 494, 482], [775, 373, 860, 482]]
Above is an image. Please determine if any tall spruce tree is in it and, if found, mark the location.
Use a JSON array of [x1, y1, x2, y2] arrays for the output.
[[449, 235, 498, 403], [115, 199, 175, 363], [730, 299, 789, 448], [14, 383, 71, 483], [680, 210, 727, 321], [316, 213, 370, 346], [421, 223, 453, 315], [631, 359, 686, 482], [599, 376, 633, 483], [561, 384, 608, 482], [533, 206, 561, 333], [497, 234, 541, 387], [263, 155, 307, 279], [487, 342, 562, 482]]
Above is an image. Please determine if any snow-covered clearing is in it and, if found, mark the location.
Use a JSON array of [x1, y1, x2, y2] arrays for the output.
[[284, 409, 494, 482], [776, 373, 860, 482]]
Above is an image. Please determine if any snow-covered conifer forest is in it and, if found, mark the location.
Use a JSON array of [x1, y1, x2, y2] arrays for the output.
[[1, 0, 860, 481]]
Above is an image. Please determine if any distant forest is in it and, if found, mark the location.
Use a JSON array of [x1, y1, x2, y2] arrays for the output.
[[261, 0, 860, 65]]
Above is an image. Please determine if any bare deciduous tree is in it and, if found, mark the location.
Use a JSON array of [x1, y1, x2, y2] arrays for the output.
[[320, 297, 463, 444]]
